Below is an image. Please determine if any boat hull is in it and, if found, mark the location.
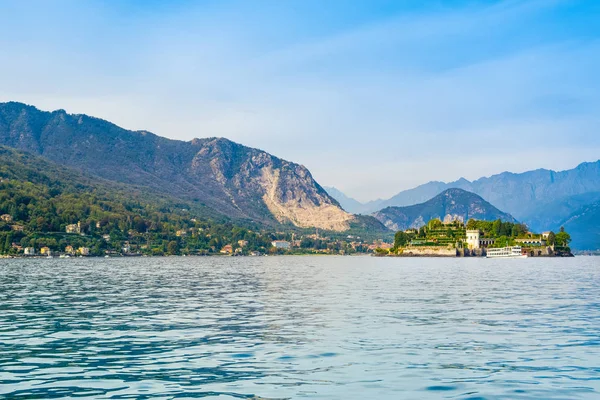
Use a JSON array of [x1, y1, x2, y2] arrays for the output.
[[486, 254, 528, 259], [486, 246, 527, 259]]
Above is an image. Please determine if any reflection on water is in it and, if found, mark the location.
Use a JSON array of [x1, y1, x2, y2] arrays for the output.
[[1, 256, 599, 399]]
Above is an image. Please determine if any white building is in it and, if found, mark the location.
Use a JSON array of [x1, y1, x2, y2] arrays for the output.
[[466, 230, 495, 249], [271, 240, 291, 249], [466, 230, 480, 249], [24, 247, 35, 256], [515, 238, 546, 246]]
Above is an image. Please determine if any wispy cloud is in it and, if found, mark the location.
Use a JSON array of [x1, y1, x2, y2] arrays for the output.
[[0, 0, 598, 201]]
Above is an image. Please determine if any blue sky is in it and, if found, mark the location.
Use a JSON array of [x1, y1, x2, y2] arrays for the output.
[[0, 0, 599, 201]]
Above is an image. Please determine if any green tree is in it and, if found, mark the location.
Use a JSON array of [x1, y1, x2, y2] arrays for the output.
[[492, 219, 502, 237], [547, 231, 556, 246], [512, 223, 528, 237], [394, 231, 409, 249], [492, 235, 512, 248], [4, 233, 12, 254], [374, 247, 389, 255], [555, 231, 571, 247], [466, 219, 478, 230], [428, 219, 443, 230], [167, 240, 179, 255]]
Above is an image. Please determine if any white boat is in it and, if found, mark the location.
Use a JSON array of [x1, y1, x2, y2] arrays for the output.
[[486, 246, 527, 258]]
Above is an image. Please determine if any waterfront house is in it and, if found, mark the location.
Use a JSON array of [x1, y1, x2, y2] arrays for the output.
[[65, 245, 75, 255], [66, 223, 80, 234], [78, 247, 90, 256], [220, 244, 233, 254], [24, 247, 35, 256], [271, 240, 291, 249], [40, 247, 51, 256]]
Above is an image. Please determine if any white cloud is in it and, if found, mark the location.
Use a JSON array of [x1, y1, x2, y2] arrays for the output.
[[0, 0, 597, 201]]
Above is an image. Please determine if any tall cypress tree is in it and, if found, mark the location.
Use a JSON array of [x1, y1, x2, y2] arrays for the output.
[[3, 233, 11, 254]]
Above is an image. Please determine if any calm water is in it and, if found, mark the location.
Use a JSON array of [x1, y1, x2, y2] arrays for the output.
[[1, 256, 599, 399]]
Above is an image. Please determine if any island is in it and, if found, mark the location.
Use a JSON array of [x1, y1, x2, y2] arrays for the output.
[[375, 218, 574, 257]]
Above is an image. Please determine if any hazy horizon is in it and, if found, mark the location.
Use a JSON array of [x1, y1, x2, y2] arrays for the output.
[[1, 0, 599, 202]]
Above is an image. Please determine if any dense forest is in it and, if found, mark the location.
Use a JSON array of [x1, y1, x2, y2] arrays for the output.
[[0, 147, 382, 256], [0, 147, 285, 256]]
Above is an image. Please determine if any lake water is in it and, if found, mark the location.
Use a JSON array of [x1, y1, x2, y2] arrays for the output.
[[1, 256, 599, 399]]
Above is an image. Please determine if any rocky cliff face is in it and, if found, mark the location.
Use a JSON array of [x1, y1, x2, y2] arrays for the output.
[[0, 102, 352, 231], [373, 188, 516, 231], [188, 137, 352, 230]]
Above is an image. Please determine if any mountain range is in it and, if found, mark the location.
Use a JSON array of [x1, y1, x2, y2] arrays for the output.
[[328, 162, 600, 221], [374, 189, 516, 231], [558, 200, 600, 251], [1, 101, 597, 249], [327, 162, 600, 249], [0, 102, 361, 232]]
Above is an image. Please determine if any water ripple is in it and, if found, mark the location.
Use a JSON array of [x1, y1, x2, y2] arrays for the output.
[[1, 256, 599, 399]]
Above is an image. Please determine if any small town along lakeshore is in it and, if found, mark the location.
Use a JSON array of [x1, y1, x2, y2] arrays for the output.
[[0, 215, 394, 258], [1, 213, 574, 258]]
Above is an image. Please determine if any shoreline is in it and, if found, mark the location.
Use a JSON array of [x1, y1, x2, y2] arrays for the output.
[[0, 253, 581, 259]]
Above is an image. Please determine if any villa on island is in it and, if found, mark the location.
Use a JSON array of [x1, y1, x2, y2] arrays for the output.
[[385, 218, 573, 258], [466, 230, 496, 249], [515, 238, 547, 246]]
